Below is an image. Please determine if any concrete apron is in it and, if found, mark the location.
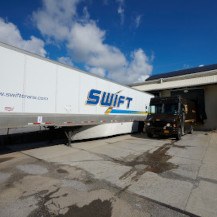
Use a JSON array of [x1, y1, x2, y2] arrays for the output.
[[2, 131, 217, 217]]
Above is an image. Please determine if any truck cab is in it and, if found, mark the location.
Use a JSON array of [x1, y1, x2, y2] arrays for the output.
[[145, 96, 196, 140]]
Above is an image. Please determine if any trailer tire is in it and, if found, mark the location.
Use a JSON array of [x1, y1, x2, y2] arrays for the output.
[[138, 121, 145, 133], [176, 128, 182, 140]]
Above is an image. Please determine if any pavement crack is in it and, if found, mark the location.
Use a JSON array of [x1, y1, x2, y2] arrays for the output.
[[115, 184, 131, 198], [160, 171, 196, 184], [198, 177, 217, 185]]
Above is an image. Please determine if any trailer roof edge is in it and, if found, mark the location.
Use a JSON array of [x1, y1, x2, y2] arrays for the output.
[[0, 41, 153, 96]]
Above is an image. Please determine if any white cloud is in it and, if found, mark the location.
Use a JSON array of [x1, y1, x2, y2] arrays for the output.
[[68, 22, 106, 60], [68, 22, 127, 70], [32, 0, 80, 41], [82, 7, 90, 21], [135, 15, 142, 28], [116, 0, 125, 25], [108, 49, 152, 84], [0, 18, 46, 56], [58, 56, 74, 66], [86, 66, 106, 77], [33, 0, 153, 84], [137, 75, 150, 82]]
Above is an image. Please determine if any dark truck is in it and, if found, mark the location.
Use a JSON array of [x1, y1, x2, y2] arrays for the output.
[[145, 96, 196, 140]]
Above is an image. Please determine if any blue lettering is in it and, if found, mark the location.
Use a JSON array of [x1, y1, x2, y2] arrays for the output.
[[117, 96, 125, 107], [113, 95, 118, 107], [101, 92, 114, 106], [126, 97, 133, 108], [86, 89, 133, 109], [86, 89, 101, 105]]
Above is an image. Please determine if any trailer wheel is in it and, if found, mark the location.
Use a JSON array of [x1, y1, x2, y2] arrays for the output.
[[176, 128, 182, 140]]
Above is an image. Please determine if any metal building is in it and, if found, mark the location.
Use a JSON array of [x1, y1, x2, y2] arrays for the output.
[[132, 64, 217, 130]]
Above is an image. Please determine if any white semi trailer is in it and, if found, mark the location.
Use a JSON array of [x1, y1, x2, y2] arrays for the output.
[[0, 42, 153, 142]]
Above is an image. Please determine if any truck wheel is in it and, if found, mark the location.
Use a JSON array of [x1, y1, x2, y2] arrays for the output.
[[147, 133, 153, 138], [176, 128, 182, 140]]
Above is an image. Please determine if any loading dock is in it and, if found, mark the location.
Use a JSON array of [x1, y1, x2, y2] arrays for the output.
[[171, 88, 206, 124], [132, 64, 217, 130]]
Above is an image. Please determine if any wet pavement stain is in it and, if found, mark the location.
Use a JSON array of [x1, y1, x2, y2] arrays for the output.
[[27, 186, 112, 217], [59, 199, 112, 217], [173, 144, 191, 149], [5, 172, 26, 188], [57, 168, 69, 174], [0, 157, 14, 163], [28, 187, 61, 217], [173, 144, 186, 149], [118, 142, 178, 181]]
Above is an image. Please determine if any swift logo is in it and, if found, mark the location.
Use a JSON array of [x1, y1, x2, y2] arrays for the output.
[[86, 89, 133, 108]]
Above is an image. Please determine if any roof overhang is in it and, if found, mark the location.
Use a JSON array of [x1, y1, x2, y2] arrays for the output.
[[132, 70, 217, 91]]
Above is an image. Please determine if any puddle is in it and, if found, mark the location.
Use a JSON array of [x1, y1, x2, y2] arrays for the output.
[[118, 143, 178, 181], [0, 157, 14, 163], [60, 199, 112, 217]]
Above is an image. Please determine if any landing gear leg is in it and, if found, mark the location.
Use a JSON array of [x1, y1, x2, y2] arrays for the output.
[[189, 125, 193, 134], [64, 130, 73, 146]]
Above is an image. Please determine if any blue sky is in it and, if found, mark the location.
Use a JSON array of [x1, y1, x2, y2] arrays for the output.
[[0, 0, 217, 84]]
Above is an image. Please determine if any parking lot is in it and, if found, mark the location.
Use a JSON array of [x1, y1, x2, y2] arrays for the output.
[[0, 131, 217, 217]]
